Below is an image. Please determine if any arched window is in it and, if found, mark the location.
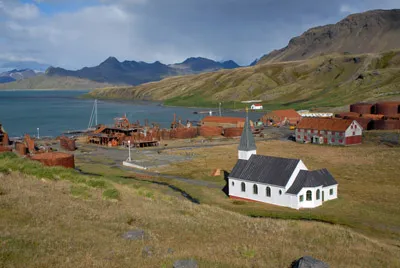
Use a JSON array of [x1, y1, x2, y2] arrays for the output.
[[253, 184, 258, 195], [266, 187, 271, 197], [306, 190, 312, 201], [241, 182, 246, 192], [316, 189, 320, 200], [231, 181, 234, 186], [279, 190, 282, 195]]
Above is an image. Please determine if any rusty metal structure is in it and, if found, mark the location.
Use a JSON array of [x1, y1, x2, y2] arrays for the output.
[[350, 103, 375, 114], [346, 102, 400, 130], [60, 136, 77, 151], [199, 126, 223, 137], [0, 124, 9, 147], [375, 102, 400, 116], [30, 152, 75, 169], [224, 127, 243, 138]]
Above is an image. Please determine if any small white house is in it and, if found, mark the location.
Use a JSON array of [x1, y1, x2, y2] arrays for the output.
[[251, 104, 263, 110], [228, 113, 338, 209]]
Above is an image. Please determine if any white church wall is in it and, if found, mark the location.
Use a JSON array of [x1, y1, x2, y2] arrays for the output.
[[322, 185, 338, 201], [297, 186, 323, 208], [228, 178, 297, 209], [238, 150, 256, 160], [284, 160, 308, 190]]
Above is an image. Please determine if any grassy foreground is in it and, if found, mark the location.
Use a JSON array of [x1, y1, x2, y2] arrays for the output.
[[1, 153, 400, 267], [89, 50, 400, 109], [157, 135, 400, 244]]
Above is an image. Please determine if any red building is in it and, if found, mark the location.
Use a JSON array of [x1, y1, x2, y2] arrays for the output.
[[296, 118, 362, 146]]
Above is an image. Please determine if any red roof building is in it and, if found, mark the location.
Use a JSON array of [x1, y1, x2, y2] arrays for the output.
[[296, 118, 362, 145], [262, 109, 301, 125]]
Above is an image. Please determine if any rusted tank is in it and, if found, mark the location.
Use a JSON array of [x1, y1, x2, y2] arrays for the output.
[[15, 142, 28, 155], [1, 133, 9, 146], [361, 114, 384, 120], [337, 112, 360, 118], [372, 119, 400, 130], [224, 127, 243, 137], [171, 128, 198, 139], [199, 126, 223, 137], [60, 136, 77, 151], [0, 146, 12, 153], [349, 117, 373, 130], [350, 103, 375, 114], [375, 102, 400, 116], [31, 152, 75, 169], [24, 134, 36, 153], [160, 129, 171, 140]]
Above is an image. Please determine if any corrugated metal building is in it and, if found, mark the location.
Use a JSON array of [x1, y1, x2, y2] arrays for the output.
[[201, 116, 254, 128], [262, 109, 301, 125], [296, 118, 362, 145]]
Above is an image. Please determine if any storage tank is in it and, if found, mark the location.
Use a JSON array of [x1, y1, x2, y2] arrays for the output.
[[223, 127, 243, 137], [0, 146, 12, 153], [375, 102, 400, 116], [59, 136, 77, 151], [172, 128, 198, 139], [199, 126, 223, 137], [350, 103, 375, 114], [337, 112, 360, 119], [31, 152, 75, 169], [372, 119, 400, 130], [15, 142, 28, 155]]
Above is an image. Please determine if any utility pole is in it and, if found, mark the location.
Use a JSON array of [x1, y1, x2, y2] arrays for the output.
[[127, 140, 131, 161], [219, 102, 222, 116], [37, 128, 40, 139]]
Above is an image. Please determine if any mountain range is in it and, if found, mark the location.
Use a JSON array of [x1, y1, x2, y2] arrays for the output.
[[258, 9, 400, 64], [45, 57, 240, 86], [90, 9, 400, 109], [0, 69, 37, 84]]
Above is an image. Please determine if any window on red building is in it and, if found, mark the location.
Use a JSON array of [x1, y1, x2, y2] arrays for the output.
[[297, 135, 300, 139], [339, 139, 343, 143], [332, 138, 335, 142], [353, 131, 355, 135]]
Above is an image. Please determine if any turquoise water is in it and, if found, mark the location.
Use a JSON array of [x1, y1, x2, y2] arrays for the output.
[[0, 90, 260, 137]]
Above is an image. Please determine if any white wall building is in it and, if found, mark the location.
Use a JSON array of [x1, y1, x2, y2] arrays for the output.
[[251, 104, 263, 110], [228, 113, 338, 209]]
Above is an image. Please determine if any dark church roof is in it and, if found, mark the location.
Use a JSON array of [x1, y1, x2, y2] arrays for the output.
[[229, 155, 300, 187], [286, 169, 337, 194], [238, 111, 256, 151]]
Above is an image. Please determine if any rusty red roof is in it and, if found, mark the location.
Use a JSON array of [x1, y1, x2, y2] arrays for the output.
[[297, 118, 355, 131], [202, 116, 245, 124], [271, 109, 301, 119]]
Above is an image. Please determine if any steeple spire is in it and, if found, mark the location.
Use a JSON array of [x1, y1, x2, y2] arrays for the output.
[[238, 107, 257, 160]]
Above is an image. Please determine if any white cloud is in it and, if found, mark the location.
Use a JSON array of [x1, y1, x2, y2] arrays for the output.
[[1, 2, 40, 20], [0, 0, 399, 69]]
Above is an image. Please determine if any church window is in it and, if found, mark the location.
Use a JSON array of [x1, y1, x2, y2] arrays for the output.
[[306, 190, 312, 201], [231, 181, 234, 186], [299, 195, 304, 202], [266, 187, 271, 197], [316, 189, 320, 200], [330, 189, 334, 195], [241, 182, 246, 192], [253, 184, 258, 195], [279, 190, 282, 195]]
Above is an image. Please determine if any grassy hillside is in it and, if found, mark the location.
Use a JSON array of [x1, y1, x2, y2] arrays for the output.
[[0, 75, 113, 90], [1, 152, 400, 267], [90, 50, 400, 109]]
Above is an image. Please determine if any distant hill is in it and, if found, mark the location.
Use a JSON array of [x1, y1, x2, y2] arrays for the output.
[[0, 69, 37, 84], [0, 61, 50, 72], [90, 49, 400, 109], [0, 74, 113, 90], [45, 57, 240, 86], [259, 9, 400, 64]]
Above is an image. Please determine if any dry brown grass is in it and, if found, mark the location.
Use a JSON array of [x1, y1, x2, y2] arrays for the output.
[[158, 140, 400, 244], [1, 171, 400, 268]]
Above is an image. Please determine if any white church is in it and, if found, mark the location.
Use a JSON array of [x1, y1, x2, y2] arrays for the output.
[[228, 112, 338, 209]]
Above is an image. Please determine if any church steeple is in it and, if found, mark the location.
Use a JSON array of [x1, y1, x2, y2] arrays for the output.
[[238, 107, 257, 160]]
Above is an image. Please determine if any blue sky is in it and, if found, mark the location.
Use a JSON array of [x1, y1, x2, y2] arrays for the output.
[[0, 0, 399, 69]]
